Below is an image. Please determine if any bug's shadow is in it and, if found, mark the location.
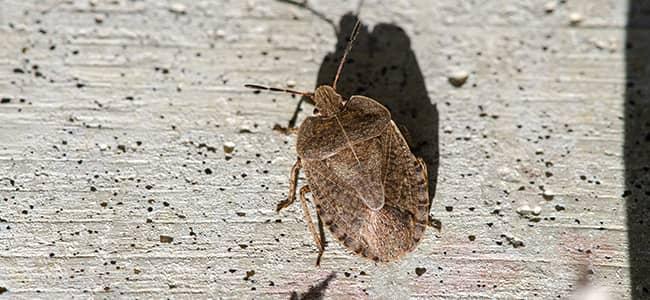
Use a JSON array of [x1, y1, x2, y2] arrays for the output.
[[298, 14, 439, 202], [289, 272, 336, 300], [625, 1, 650, 298]]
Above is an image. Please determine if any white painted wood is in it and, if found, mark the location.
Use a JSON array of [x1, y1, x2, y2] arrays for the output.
[[0, 0, 634, 298]]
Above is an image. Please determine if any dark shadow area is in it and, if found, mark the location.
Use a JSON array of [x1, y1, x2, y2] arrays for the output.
[[626, 1, 650, 298], [289, 272, 336, 300], [297, 13, 439, 202]]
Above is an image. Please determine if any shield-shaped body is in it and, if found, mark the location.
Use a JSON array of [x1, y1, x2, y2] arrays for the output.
[[297, 95, 429, 262]]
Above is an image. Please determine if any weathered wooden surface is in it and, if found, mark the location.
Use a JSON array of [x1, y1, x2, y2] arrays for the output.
[[0, 0, 642, 298]]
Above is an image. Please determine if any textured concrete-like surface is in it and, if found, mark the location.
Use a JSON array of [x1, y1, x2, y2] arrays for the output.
[[0, 0, 643, 299]]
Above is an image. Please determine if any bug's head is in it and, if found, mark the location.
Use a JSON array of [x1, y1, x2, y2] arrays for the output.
[[311, 18, 361, 117], [313, 85, 344, 116]]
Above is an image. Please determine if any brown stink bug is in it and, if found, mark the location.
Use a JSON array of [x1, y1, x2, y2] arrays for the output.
[[245, 19, 430, 265]]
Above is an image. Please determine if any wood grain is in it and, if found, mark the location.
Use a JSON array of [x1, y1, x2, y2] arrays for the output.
[[0, 0, 635, 298]]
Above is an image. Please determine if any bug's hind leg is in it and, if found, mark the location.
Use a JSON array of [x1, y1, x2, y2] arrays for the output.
[[299, 185, 325, 266], [276, 158, 302, 212], [416, 157, 440, 230]]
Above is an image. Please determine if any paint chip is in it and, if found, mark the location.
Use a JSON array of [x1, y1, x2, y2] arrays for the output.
[[223, 142, 236, 154], [169, 3, 187, 14], [569, 13, 583, 25], [544, 1, 557, 13], [516, 205, 533, 216], [244, 270, 255, 280], [542, 190, 555, 200]]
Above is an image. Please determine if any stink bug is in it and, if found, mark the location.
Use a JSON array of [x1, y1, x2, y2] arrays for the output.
[[245, 19, 430, 265]]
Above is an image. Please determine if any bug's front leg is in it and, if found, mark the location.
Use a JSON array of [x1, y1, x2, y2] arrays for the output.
[[298, 185, 324, 266], [272, 124, 299, 135], [276, 158, 302, 212]]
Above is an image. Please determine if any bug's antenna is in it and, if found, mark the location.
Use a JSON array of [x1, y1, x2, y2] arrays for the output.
[[244, 84, 314, 98], [332, 18, 361, 91]]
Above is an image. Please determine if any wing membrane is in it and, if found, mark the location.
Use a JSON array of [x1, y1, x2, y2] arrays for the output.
[[303, 121, 429, 261]]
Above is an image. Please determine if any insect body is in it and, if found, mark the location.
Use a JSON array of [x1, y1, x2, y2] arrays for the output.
[[246, 19, 430, 264]]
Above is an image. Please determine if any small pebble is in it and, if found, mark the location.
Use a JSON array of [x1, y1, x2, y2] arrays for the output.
[[516, 205, 533, 216], [286, 80, 296, 88], [532, 206, 542, 215], [544, 1, 557, 13], [169, 3, 187, 14], [535, 148, 544, 155], [443, 126, 453, 134], [543, 190, 555, 200], [497, 166, 520, 183], [569, 13, 583, 25], [448, 70, 469, 87], [223, 142, 236, 154], [216, 29, 226, 38], [592, 39, 607, 50]]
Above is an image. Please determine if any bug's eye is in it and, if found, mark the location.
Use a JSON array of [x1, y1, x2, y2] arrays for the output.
[[313, 108, 320, 114]]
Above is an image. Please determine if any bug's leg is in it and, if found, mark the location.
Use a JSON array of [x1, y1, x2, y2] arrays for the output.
[[274, 96, 305, 135], [316, 214, 327, 265], [417, 157, 428, 181], [276, 158, 302, 212], [417, 157, 440, 230], [299, 185, 324, 266], [272, 124, 299, 135], [288, 97, 305, 128]]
